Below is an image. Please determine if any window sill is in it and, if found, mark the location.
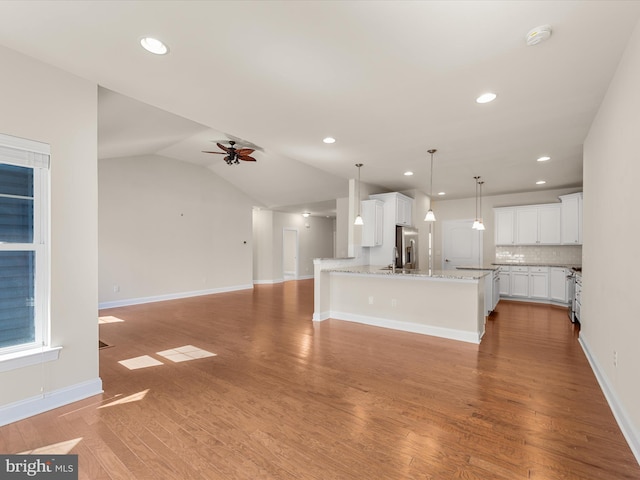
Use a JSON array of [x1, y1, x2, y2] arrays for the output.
[[0, 346, 62, 373]]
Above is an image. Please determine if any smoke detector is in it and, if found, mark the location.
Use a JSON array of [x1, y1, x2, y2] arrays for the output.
[[526, 25, 552, 46]]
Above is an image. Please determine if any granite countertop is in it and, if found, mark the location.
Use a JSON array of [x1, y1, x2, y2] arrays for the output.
[[492, 262, 582, 269], [323, 265, 490, 280], [456, 265, 500, 271]]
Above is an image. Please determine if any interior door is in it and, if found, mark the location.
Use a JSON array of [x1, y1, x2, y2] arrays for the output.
[[442, 219, 482, 270], [282, 228, 298, 281]]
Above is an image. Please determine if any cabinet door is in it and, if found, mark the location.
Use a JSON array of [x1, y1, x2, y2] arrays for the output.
[[538, 205, 561, 244], [361, 200, 384, 247], [495, 208, 515, 245], [561, 194, 582, 244], [515, 208, 538, 245], [498, 272, 510, 295], [510, 271, 529, 297], [529, 271, 549, 299], [550, 267, 568, 303], [396, 195, 412, 226]]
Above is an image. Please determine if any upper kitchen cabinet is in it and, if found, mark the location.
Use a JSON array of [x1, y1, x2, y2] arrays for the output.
[[361, 199, 384, 247], [495, 204, 561, 245], [367, 192, 414, 265], [516, 204, 561, 245], [395, 194, 413, 226], [495, 207, 515, 245], [560, 192, 583, 245], [369, 192, 413, 227]]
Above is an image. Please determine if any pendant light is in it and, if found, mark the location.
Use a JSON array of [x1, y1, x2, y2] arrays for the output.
[[477, 180, 486, 231], [472, 176, 481, 229], [424, 149, 437, 222], [354, 163, 364, 226]]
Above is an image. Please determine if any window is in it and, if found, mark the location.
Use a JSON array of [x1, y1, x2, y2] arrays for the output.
[[0, 133, 49, 356]]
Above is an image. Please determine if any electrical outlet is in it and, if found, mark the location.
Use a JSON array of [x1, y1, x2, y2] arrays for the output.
[[113, 284, 120, 293], [391, 299, 397, 307], [613, 350, 618, 367], [368, 296, 374, 305]]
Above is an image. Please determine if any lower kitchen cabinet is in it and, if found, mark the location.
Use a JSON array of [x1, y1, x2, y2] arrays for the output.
[[550, 267, 570, 303], [498, 266, 510, 296], [499, 265, 570, 306], [510, 266, 529, 297], [529, 267, 549, 299]]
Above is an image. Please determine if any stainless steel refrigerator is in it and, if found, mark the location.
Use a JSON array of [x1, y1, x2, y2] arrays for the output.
[[395, 226, 419, 269]]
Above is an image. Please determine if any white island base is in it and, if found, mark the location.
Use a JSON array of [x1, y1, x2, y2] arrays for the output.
[[313, 264, 488, 344]]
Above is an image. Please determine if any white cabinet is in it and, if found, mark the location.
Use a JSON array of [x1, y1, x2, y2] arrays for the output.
[[515, 207, 538, 244], [367, 192, 414, 265], [515, 204, 561, 245], [369, 192, 413, 228], [495, 208, 515, 245], [498, 266, 511, 296], [493, 273, 500, 310], [560, 193, 583, 245], [550, 267, 570, 304], [499, 265, 571, 305], [529, 266, 549, 299], [510, 266, 529, 297], [361, 199, 384, 247], [395, 194, 413, 226]]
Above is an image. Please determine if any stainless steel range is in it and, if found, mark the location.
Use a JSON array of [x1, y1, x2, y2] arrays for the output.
[[567, 267, 582, 323]]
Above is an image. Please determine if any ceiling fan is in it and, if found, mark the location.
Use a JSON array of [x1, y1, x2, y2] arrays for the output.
[[202, 140, 257, 165]]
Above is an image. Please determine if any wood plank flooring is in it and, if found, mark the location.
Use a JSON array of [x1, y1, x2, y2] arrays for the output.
[[2, 279, 639, 479]]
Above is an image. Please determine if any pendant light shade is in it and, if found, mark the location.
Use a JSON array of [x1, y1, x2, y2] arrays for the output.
[[424, 149, 437, 222], [354, 163, 364, 226]]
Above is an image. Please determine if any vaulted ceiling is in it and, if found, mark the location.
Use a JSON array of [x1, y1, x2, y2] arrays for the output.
[[1, 1, 639, 216]]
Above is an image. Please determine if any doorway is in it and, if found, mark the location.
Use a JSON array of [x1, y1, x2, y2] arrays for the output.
[[282, 228, 299, 281], [442, 219, 482, 270]]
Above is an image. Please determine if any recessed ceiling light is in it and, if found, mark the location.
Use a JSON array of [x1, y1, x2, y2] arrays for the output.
[[323, 137, 336, 144], [438, 192, 446, 196], [476, 93, 497, 104], [536, 180, 546, 185], [526, 25, 552, 46], [140, 37, 169, 55], [537, 156, 551, 162], [404, 171, 414, 176], [302, 212, 310, 217]]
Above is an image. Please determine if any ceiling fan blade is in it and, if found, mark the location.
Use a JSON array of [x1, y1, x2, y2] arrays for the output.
[[216, 142, 232, 153], [202, 151, 226, 154], [238, 155, 257, 162], [235, 148, 255, 156]]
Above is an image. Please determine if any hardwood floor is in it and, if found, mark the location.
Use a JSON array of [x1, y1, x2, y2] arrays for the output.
[[2, 279, 639, 479]]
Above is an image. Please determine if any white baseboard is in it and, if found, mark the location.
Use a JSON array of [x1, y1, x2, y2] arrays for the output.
[[99, 284, 254, 309], [326, 311, 481, 344], [0, 377, 103, 427], [313, 311, 330, 322], [579, 335, 640, 465], [253, 279, 283, 285]]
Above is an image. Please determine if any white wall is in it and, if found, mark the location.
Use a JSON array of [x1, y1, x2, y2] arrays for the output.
[[582, 18, 640, 459], [253, 209, 275, 283], [99, 155, 254, 305], [0, 46, 101, 412], [432, 187, 582, 267]]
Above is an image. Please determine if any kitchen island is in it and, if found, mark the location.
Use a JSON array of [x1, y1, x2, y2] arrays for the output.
[[313, 262, 490, 344]]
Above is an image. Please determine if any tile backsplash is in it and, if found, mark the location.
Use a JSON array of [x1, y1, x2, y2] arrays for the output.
[[495, 245, 582, 264]]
